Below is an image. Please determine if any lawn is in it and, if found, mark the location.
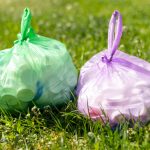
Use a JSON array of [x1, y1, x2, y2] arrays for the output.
[[0, 0, 150, 149]]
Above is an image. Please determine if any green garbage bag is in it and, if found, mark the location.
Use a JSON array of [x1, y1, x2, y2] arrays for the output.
[[0, 8, 78, 111]]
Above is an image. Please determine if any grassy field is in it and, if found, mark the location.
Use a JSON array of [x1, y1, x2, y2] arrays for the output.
[[0, 0, 150, 149]]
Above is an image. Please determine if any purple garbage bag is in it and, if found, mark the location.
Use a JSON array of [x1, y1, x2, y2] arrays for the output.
[[76, 10, 150, 125]]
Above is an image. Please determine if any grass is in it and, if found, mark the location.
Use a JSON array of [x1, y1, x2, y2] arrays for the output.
[[0, 0, 150, 149]]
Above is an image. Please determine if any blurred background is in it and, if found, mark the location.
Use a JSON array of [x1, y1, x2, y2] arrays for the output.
[[0, 0, 150, 69]]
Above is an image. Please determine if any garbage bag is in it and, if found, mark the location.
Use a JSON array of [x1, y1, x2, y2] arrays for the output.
[[76, 10, 150, 125], [0, 8, 77, 112]]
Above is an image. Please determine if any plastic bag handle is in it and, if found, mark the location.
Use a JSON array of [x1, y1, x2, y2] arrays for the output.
[[107, 10, 122, 60], [21, 8, 32, 41]]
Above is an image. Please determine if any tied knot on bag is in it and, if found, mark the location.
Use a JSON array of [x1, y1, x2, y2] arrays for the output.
[[14, 8, 35, 44], [102, 10, 122, 64], [102, 55, 112, 63]]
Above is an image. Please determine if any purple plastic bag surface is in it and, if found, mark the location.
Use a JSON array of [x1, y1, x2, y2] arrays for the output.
[[76, 11, 150, 125]]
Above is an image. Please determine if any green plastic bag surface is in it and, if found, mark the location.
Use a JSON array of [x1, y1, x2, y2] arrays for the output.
[[0, 8, 78, 111]]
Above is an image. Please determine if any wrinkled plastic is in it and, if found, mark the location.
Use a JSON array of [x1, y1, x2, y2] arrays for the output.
[[0, 8, 77, 112], [76, 10, 150, 125]]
